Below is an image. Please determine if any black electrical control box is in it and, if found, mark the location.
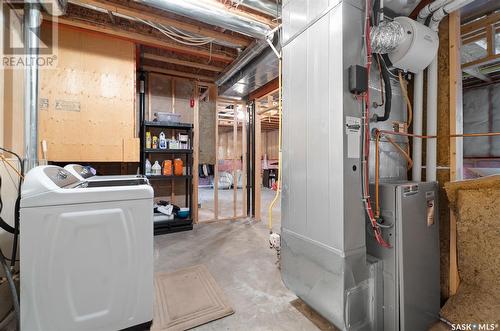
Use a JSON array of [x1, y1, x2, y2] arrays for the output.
[[348, 65, 368, 94]]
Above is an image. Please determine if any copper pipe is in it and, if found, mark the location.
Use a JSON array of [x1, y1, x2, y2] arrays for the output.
[[374, 129, 500, 218]]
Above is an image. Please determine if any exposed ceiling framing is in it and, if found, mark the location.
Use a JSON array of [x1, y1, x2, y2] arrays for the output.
[[461, 10, 500, 89], [44, 0, 280, 95]]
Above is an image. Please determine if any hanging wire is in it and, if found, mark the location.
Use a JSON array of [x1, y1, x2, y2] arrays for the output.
[[137, 18, 215, 46]]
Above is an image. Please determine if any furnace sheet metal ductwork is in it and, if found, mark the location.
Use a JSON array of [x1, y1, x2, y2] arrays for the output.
[[280, 0, 411, 329]]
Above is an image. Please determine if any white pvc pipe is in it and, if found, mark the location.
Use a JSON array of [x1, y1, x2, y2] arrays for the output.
[[426, 57, 438, 182], [417, 0, 450, 23], [424, 0, 475, 182], [412, 71, 424, 182]]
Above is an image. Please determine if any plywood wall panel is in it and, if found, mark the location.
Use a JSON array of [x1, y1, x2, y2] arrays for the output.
[[39, 26, 136, 162]]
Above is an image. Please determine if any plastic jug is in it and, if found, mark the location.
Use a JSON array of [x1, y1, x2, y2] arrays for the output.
[[159, 132, 167, 149], [163, 160, 173, 176], [174, 158, 183, 176], [152, 160, 162, 176], [145, 159, 152, 176]]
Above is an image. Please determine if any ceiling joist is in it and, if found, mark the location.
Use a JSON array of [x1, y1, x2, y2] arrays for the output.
[[143, 65, 215, 82], [143, 53, 225, 72], [46, 17, 235, 62], [73, 0, 252, 47]]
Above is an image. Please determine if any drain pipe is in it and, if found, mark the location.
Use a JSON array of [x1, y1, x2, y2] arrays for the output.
[[23, 2, 41, 172], [425, 0, 474, 181]]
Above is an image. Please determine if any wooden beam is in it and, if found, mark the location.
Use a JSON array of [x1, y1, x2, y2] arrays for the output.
[[248, 78, 279, 101], [143, 53, 225, 72], [47, 17, 235, 62], [75, 0, 251, 47], [461, 11, 500, 36], [143, 66, 215, 82]]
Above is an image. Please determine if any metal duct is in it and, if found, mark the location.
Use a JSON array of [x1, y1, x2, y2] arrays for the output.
[[216, 39, 269, 87], [218, 46, 278, 98], [237, 0, 280, 17], [24, 2, 41, 171], [137, 0, 272, 39]]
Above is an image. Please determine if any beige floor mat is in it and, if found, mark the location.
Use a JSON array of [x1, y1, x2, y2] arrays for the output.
[[152, 264, 234, 331]]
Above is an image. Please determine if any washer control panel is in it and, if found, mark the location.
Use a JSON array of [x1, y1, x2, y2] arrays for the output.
[[43, 167, 80, 188]]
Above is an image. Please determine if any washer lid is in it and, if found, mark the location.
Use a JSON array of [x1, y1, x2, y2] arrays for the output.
[[21, 166, 154, 208]]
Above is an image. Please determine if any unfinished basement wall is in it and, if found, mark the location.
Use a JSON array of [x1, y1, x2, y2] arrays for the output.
[[38, 25, 137, 162], [462, 83, 500, 178]]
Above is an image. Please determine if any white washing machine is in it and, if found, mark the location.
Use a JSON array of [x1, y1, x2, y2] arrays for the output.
[[64, 163, 142, 182], [20, 166, 154, 331]]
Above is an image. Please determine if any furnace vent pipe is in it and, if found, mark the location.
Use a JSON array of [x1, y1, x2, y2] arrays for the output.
[[137, 0, 272, 39]]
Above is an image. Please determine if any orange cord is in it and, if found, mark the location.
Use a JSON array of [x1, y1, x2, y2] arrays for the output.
[[374, 130, 500, 218]]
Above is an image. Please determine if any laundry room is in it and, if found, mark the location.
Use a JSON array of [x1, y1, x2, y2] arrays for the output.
[[1, 0, 499, 330]]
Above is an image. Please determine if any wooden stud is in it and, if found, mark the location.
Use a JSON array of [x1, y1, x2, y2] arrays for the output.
[[143, 53, 225, 72], [46, 17, 235, 63], [143, 66, 215, 82], [74, 0, 251, 47], [449, 11, 463, 297], [254, 103, 262, 221], [193, 82, 200, 223], [233, 103, 238, 219], [214, 98, 220, 220], [242, 105, 248, 217], [461, 11, 500, 36]]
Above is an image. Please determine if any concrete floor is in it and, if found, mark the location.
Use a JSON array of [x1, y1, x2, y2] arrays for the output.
[[153, 188, 320, 330]]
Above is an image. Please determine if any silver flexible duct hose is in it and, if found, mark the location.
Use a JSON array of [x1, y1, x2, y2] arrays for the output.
[[370, 20, 405, 54]]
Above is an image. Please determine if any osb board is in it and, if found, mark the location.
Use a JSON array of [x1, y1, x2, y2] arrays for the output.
[[441, 176, 500, 323], [199, 97, 216, 165], [38, 26, 136, 162], [123, 138, 140, 162]]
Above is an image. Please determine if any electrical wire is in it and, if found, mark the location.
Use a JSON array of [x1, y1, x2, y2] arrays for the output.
[[374, 129, 500, 218], [375, 54, 385, 108], [363, 0, 390, 248], [398, 71, 412, 129], [0, 248, 19, 331], [0, 147, 24, 267], [138, 18, 215, 46]]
